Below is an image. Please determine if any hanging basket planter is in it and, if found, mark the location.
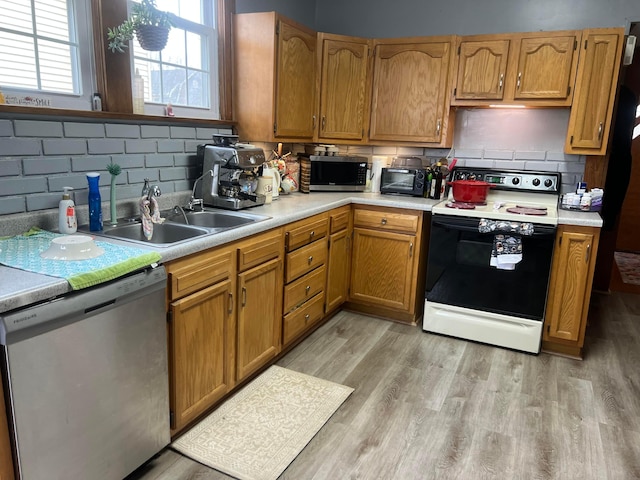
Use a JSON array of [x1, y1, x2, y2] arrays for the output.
[[136, 25, 170, 52]]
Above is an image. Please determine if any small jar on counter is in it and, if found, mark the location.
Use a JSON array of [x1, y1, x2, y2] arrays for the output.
[[580, 193, 592, 211]]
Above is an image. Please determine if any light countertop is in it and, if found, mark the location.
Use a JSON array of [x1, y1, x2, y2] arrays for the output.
[[0, 191, 602, 314]]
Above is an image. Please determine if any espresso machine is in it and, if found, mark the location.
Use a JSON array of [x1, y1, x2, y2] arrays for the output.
[[197, 135, 267, 210]]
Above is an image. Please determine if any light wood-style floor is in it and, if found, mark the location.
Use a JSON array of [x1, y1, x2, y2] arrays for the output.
[[128, 291, 640, 480]]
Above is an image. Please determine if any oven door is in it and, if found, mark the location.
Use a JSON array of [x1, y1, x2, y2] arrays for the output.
[[425, 214, 556, 321]]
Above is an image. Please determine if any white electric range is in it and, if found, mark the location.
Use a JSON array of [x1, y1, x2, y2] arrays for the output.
[[424, 167, 562, 354]]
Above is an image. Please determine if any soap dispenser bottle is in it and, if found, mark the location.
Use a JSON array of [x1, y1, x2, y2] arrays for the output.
[[87, 172, 103, 231], [58, 186, 77, 234]]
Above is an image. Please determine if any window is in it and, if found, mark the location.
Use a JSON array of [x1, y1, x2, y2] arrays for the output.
[[0, 0, 95, 110], [132, 0, 219, 119]]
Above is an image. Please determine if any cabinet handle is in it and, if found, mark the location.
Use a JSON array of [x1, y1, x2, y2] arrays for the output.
[[228, 292, 233, 314], [305, 285, 311, 295], [308, 255, 313, 264], [597, 122, 603, 141], [305, 314, 310, 322], [409, 242, 414, 258], [242, 287, 246, 307], [310, 230, 315, 239], [586, 244, 591, 263], [436, 119, 441, 136], [313, 115, 316, 129], [381, 218, 387, 225], [321, 116, 326, 131], [498, 73, 504, 91], [516, 72, 522, 89]]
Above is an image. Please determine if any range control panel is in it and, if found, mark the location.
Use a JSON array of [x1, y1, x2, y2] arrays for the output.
[[451, 167, 561, 194]]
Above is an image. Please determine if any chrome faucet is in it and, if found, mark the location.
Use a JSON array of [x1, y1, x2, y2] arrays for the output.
[[188, 170, 214, 211], [141, 178, 161, 200]]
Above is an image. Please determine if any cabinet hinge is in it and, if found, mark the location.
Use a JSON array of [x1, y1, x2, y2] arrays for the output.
[[574, 39, 578, 50], [167, 310, 172, 323], [567, 85, 571, 96], [457, 45, 461, 55], [569, 135, 573, 145], [276, 22, 280, 35], [273, 123, 277, 135], [284, 231, 290, 250], [454, 87, 457, 97], [559, 236, 563, 246], [584, 39, 587, 50], [327, 237, 331, 248], [170, 410, 174, 426], [547, 324, 550, 333]]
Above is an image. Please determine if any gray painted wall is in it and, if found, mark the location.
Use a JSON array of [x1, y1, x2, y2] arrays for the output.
[[235, 0, 316, 28], [237, 0, 638, 37]]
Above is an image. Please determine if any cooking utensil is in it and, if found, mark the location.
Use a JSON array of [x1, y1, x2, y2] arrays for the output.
[[448, 180, 494, 203]]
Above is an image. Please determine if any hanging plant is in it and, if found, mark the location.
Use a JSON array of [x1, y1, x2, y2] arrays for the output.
[[107, 0, 174, 53]]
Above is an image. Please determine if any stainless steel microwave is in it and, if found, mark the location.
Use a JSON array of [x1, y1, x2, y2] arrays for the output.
[[308, 155, 368, 191]]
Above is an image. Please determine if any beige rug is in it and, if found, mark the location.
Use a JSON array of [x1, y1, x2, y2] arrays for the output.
[[171, 365, 353, 480]]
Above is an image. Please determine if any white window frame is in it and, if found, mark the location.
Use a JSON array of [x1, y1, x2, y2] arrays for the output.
[[0, 0, 96, 111], [132, 0, 220, 119]]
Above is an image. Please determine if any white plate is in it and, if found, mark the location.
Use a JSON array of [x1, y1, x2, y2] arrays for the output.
[[40, 234, 105, 261]]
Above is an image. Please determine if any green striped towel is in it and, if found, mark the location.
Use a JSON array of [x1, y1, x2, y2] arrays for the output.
[[0, 228, 162, 290]]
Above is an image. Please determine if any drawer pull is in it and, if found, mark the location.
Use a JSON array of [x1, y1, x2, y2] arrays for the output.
[[305, 285, 311, 295], [242, 287, 246, 307], [310, 231, 315, 239], [381, 218, 387, 225], [308, 255, 313, 264], [305, 314, 310, 322], [228, 292, 233, 314], [516, 72, 522, 89], [498, 73, 504, 91], [597, 122, 603, 141]]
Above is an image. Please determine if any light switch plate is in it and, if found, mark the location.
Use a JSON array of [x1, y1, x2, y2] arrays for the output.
[[623, 35, 636, 65]]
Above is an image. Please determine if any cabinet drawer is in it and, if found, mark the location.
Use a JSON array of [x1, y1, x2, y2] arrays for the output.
[[166, 247, 234, 300], [285, 239, 328, 283], [353, 208, 419, 233], [283, 265, 326, 313], [285, 215, 329, 252], [237, 228, 283, 272], [330, 209, 350, 234], [283, 292, 325, 345]]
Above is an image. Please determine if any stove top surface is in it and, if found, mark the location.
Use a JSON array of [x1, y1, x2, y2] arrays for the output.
[[435, 167, 560, 225]]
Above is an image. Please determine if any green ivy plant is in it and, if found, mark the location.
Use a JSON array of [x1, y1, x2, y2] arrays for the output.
[[107, 0, 174, 53]]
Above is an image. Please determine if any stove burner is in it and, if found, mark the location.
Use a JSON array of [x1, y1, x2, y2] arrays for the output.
[[445, 201, 487, 209], [506, 207, 548, 216]]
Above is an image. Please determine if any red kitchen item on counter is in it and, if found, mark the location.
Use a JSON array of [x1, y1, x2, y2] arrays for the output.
[[448, 180, 494, 203]]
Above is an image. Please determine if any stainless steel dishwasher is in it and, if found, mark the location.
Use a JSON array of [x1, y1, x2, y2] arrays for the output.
[[0, 266, 170, 480]]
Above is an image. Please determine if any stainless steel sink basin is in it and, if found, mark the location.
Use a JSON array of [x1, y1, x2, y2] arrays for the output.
[[83, 222, 210, 246], [163, 208, 270, 230]]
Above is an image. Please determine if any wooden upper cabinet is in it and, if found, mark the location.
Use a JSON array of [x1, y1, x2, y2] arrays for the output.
[[452, 30, 581, 106], [234, 12, 316, 142], [275, 20, 317, 139], [317, 33, 371, 142], [565, 28, 625, 155], [369, 36, 455, 145], [455, 39, 510, 101], [514, 35, 578, 101]]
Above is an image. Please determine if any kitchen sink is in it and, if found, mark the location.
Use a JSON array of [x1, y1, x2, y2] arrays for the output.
[[82, 222, 210, 246], [162, 208, 270, 230]]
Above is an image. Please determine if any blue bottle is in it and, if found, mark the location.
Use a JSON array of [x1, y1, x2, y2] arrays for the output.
[[87, 172, 103, 231]]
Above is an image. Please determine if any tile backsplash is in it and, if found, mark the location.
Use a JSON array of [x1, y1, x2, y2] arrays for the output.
[[0, 118, 233, 217]]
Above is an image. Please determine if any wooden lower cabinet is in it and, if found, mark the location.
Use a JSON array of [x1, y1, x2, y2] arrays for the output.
[[347, 206, 426, 324], [0, 377, 15, 480], [236, 257, 283, 381], [542, 225, 600, 358], [169, 278, 235, 432]]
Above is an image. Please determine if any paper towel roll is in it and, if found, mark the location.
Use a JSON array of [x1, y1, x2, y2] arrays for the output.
[[371, 156, 389, 193]]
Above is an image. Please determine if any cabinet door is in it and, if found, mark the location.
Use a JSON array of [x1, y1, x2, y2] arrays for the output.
[[170, 279, 234, 431], [544, 229, 598, 345], [455, 39, 510, 100], [369, 40, 452, 143], [565, 29, 624, 154], [350, 228, 415, 311], [318, 35, 370, 141], [325, 228, 351, 312], [275, 19, 316, 139], [237, 258, 283, 381], [514, 35, 578, 100]]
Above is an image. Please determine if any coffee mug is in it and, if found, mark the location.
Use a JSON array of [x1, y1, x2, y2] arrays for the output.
[[257, 176, 273, 204]]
